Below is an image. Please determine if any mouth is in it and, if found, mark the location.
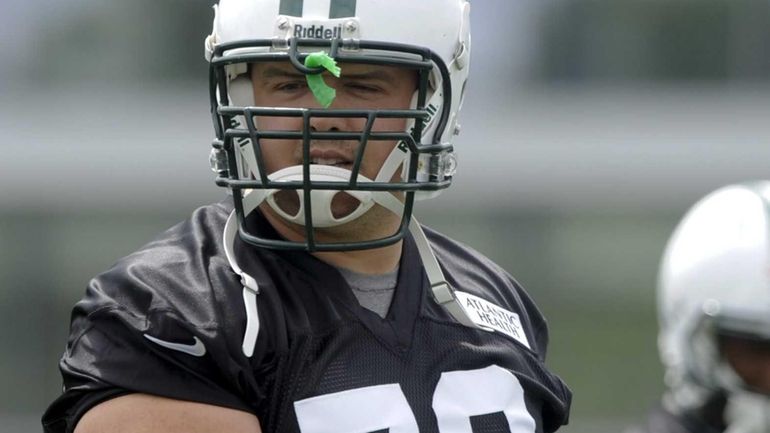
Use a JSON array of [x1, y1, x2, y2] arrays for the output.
[[308, 148, 354, 170], [310, 158, 352, 168]]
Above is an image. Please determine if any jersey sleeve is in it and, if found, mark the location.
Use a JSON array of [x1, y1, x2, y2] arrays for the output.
[[42, 284, 256, 433], [43, 203, 264, 433]]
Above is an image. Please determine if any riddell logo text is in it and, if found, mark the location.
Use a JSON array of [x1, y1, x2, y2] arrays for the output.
[[294, 24, 343, 39]]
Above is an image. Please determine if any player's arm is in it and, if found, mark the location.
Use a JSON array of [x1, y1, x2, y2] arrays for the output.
[[74, 393, 262, 433]]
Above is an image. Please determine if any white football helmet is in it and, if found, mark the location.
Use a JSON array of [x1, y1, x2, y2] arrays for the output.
[[658, 182, 770, 432], [205, 0, 471, 251]]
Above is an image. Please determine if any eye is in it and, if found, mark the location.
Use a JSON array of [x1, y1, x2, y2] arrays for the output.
[[345, 82, 381, 94], [274, 80, 308, 92], [348, 83, 380, 92]]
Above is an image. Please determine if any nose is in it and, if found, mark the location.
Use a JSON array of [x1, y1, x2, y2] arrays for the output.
[[307, 106, 361, 137], [309, 116, 346, 133]]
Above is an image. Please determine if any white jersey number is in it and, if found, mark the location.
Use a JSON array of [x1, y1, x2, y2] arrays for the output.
[[293, 365, 536, 433]]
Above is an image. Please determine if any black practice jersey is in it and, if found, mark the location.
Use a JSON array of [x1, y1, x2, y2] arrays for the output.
[[43, 200, 571, 433]]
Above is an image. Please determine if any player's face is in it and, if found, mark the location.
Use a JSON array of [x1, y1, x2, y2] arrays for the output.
[[249, 61, 417, 229], [720, 335, 770, 394], [250, 61, 417, 180]]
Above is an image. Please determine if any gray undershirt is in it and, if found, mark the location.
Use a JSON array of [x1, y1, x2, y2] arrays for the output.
[[337, 266, 399, 319]]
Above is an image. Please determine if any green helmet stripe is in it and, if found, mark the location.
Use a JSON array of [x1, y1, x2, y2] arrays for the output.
[[329, 0, 357, 18], [279, 0, 304, 17]]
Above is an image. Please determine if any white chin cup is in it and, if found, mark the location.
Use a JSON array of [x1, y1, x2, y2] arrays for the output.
[[265, 165, 376, 228]]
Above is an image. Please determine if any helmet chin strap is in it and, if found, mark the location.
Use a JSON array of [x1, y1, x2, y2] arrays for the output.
[[263, 165, 377, 228], [230, 141, 402, 227], [261, 142, 409, 228]]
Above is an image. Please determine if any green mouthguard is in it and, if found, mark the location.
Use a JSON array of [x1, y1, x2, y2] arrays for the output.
[[304, 51, 341, 108]]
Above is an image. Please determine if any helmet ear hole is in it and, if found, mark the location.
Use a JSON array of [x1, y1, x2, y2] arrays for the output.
[[229, 75, 254, 107]]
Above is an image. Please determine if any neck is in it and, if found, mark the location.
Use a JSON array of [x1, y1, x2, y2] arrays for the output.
[[314, 241, 402, 275], [261, 204, 403, 275]]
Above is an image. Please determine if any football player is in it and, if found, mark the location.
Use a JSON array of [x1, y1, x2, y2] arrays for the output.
[[628, 182, 770, 433], [43, 1, 572, 432]]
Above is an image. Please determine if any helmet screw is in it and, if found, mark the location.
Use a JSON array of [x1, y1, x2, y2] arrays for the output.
[[702, 299, 721, 316], [277, 17, 290, 30], [344, 20, 357, 33]]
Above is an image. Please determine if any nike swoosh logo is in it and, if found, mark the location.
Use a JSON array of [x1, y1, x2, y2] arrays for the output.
[[143, 334, 207, 357]]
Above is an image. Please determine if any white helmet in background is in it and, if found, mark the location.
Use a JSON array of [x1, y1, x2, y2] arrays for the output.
[[658, 181, 770, 432], [205, 0, 471, 251]]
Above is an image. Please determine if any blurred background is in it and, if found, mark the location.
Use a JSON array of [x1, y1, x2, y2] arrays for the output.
[[2, 0, 770, 432]]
